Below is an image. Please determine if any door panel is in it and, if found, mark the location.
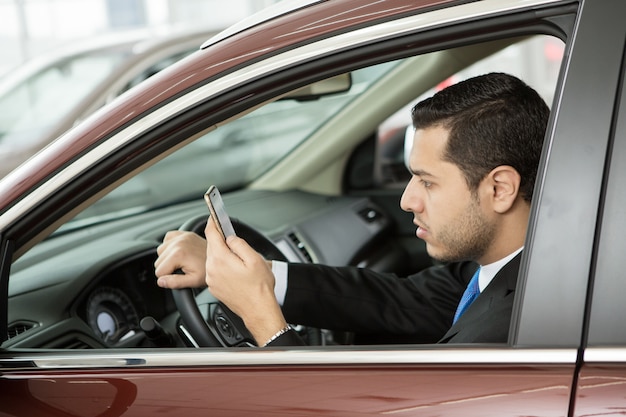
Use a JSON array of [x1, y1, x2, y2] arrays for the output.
[[575, 350, 626, 417], [0, 349, 576, 416]]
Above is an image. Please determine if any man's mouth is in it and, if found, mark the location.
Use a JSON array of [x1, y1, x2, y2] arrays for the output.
[[414, 220, 429, 239], [416, 226, 429, 239]]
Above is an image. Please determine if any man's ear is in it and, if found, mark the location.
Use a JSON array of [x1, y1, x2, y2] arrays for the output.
[[483, 165, 521, 213]]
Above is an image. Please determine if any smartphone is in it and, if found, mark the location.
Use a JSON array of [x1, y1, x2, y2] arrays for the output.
[[204, 185, 236, 239]]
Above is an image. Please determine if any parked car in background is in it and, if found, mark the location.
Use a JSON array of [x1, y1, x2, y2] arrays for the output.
[[1, 0, 626, 415], [0, 27, 219, 177]]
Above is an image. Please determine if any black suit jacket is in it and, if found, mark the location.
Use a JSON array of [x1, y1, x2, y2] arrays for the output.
[[267, 253, 521, 347]]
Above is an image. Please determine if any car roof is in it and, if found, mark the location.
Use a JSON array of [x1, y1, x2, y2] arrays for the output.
[[201, 0, 324, 48]]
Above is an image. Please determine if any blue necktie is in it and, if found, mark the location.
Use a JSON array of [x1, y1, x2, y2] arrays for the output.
[[453, 267, 481, 324]]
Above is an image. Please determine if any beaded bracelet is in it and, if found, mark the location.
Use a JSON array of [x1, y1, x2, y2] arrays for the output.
[[262, 325, 292, 347]]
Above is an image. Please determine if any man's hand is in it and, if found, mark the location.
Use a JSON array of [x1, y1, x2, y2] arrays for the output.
[[155, 230, 207, 289], [204, 217, 288, 346]]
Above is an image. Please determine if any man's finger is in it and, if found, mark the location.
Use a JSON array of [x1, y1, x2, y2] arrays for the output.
[[225, 235, 259, 263], [157, 273, 202, 289]]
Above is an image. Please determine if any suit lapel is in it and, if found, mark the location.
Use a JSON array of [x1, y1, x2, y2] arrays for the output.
[[439, 253, 521, 343]]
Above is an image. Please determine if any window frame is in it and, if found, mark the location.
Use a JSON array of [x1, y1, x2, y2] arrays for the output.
[[0, 0, 594, 363]]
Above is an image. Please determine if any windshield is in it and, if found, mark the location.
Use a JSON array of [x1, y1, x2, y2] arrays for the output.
[[66, 60, 401, 228]]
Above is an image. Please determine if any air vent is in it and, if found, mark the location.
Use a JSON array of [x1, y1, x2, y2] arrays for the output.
[[45, 334, 96, 349], [287, 232, 313, 262], [7, 321, 38, 339], [60, 338, 93, 350]]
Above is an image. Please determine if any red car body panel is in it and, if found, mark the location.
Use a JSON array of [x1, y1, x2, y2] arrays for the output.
[[1, 364, 574, 416], [574, 364, 626, 417]]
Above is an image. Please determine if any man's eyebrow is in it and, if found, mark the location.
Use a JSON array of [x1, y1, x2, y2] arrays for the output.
[[410, 168, 435, 178]]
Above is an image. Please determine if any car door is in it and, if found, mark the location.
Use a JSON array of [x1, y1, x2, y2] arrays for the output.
[[0, 1, 621, 416], [573, 40, 626, 416]]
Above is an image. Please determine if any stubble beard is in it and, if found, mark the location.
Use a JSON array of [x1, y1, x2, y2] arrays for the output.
[[428, 195, 496, 264]]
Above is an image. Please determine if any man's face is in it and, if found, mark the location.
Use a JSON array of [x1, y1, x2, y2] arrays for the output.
[[400, 126, 496, 263]]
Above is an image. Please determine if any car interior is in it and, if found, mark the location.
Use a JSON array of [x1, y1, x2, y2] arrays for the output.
[[3, 33, 564, 350]]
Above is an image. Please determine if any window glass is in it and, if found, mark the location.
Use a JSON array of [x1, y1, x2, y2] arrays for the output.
[[5, 34, 565, 351], [67, 60, 400, 227]]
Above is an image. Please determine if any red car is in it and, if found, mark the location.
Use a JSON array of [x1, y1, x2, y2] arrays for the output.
[[1, 0, 624, 415]]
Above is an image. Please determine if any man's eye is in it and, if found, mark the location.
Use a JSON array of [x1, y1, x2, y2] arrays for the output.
[[421, 180, 432, 188]]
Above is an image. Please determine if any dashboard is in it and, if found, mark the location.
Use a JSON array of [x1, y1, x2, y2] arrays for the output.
[[4, 190, 400, 349]]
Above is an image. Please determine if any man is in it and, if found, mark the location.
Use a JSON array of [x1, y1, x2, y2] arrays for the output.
[[155, 72, 549, 347]]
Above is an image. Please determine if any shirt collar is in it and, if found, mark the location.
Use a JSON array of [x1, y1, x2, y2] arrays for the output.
[[477, 247, 523, 292]]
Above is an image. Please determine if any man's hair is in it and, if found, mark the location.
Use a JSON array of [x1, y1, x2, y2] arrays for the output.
[[411, 72, 549, 202]]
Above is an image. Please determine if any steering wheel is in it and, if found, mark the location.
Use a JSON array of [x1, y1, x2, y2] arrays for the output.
[[171, 215, 289, 347]]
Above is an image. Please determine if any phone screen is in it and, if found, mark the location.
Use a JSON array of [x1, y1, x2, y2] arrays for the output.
[[204, 185, 236, 239]]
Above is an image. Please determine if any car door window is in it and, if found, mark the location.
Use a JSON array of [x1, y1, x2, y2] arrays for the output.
[[62, 60, 399, 229], [4, 33, 564, 351]]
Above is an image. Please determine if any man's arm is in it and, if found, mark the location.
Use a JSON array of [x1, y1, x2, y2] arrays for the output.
[[155, 224, 305, 346], [156, 219, 474, 346], [281, 261, 475, 342]]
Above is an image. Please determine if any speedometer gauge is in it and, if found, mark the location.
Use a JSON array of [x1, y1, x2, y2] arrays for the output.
[[86, 287, 140, 345]]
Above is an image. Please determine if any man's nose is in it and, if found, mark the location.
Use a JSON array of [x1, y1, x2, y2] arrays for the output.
[[400, 177, 424, 213]]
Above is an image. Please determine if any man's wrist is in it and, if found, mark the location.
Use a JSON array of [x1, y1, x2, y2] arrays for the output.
[[261, 324, 292, 347]]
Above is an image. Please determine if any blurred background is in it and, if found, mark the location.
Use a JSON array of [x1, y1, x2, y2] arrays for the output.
[[0, 0, 284, 176], [0, 0, 279, 74]]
